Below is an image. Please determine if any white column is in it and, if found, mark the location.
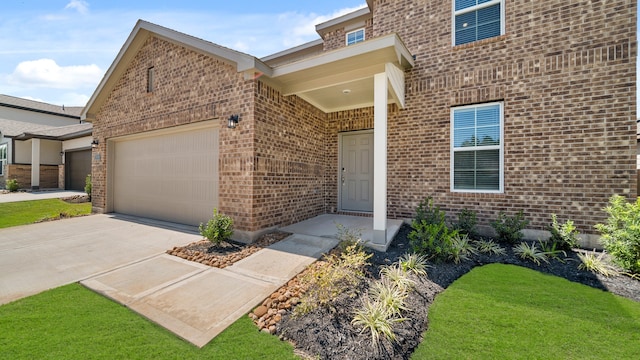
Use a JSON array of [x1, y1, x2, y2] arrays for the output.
[[31, 138, 41, 190], [373, 72, 388, 246]]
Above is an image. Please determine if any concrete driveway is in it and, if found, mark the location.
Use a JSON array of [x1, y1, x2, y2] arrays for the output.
[[0, 214, 201, 305], [0, 190, 86, 203]]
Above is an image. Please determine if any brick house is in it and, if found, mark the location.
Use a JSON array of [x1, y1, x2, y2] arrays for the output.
[[83, 0, 636, 249], [0, 95, 92, 190]]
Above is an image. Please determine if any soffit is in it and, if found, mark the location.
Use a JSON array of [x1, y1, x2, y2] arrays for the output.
[[270, 34, 414, 113]]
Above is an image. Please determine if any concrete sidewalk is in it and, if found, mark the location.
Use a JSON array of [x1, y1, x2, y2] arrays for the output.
[[81, 233, 338, 348], [0, 190, 86, 203], [0, 214, 200, 305]]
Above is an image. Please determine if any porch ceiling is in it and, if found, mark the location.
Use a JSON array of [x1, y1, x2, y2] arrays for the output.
[[269, 33, 414, 113]]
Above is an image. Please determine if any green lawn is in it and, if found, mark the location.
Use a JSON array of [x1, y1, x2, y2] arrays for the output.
[[0, 284, 298, 360], [413, 264, 640, 359], [0, 198, 91, 228]]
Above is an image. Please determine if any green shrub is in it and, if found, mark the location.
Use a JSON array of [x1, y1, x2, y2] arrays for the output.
[[335, 223, 364, 252], [398, 253, 428, 276], [513, 242, 548, 266], [448, 234, 478, 264], [295, 241, 371, 316], [415, 196, 445, 226], [199, 208, 234, 246], [380, 265, 416, 291], [84, 174, 92, 199], [453, 209, 478, 237], [352, 299, 406, 346], [5, 179, 19, 192], [577, 251, 617, 277], [491, 211, 529, 244], [547, 214, 579, 250], [595, 195, 640, 273], [474, 239, 506, 256], [409, 221, 460, 262]]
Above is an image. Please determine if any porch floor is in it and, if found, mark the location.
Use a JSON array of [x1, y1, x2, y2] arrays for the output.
[[280, 214, 404, 252]]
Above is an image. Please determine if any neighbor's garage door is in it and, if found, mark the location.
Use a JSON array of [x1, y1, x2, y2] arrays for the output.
[[112, 125, 219, 226], [65, 149, 91, 191]]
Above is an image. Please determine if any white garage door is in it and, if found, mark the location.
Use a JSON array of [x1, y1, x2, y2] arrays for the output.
[[112, 125, 219, 226]]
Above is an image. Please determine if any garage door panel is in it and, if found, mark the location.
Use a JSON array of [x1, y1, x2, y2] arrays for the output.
[[113, 126, 219, 226]]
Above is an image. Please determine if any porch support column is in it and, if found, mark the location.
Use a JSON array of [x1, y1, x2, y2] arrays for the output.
[[372, 72, 388, 246], [31, 138, 40, 190]]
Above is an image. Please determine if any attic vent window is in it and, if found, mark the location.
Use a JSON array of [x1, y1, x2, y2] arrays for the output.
[[147, 67, 155, 93], [346, 28, 365, 46]]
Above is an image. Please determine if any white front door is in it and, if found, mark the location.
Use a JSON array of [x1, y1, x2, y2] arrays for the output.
[[340, 131, 374, 212]]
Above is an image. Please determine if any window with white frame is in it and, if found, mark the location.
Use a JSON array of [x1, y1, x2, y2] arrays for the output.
[[451, 102, 503, 192], [346, 28, 365, 46], [0, 144, 7, 176], [453, 0, 504, 46]]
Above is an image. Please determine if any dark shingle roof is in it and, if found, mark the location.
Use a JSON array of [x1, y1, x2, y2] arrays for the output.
[[0, 94, 83, 118]]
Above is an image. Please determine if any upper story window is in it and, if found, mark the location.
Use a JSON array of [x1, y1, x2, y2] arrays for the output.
[[451, 102, 503, 193], [453, 0, 504, 46], [346, 28, 365, 46]]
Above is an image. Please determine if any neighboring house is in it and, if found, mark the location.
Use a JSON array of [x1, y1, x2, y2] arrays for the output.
[[0, 95, 92, 190], [83, 0, 636, 249]]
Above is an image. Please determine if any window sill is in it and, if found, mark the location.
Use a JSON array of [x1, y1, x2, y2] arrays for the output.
[[453, 34, 508, 50]]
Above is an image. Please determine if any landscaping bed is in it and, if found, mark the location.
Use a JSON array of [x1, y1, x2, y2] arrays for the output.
[[166, 231, 291, 268], [269, 224, 640, 360]]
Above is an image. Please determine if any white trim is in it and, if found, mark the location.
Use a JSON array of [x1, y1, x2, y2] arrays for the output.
[[346, 28, 366, 46], [373, 72, 388, 245], [450, 102, 504, 193], [451, 0, 505, 46]]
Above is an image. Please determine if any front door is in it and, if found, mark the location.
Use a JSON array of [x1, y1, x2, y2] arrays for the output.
[[340, 131, 374, 212]]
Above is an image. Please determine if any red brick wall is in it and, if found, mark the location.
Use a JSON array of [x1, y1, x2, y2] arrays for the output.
[[92, 36, 256, 230], [252, 82, 328, 229], [369, 0, 637, 233], [323, 18, 374, 51]]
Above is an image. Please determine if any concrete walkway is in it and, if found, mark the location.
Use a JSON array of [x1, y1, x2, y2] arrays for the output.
[[0, 214, 200, 305], [0, 189, 86, 203], [81, 234, 338, 347]]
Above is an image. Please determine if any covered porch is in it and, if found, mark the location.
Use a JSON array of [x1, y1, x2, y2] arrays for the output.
[[263, 33, 414, 251], [280, 214, 404, 252]]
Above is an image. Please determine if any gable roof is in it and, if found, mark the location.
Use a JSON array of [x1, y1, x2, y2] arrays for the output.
[[0, 94, 83, 118], [82, 20, 271, 121]]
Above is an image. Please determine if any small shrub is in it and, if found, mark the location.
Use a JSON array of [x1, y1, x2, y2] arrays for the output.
[[84, 174, 92, 200], [548, 214, 579, 250], [537, 239, 566, 262], [513, 242, 548, 266], [409, 221, 460, 262], [577, 251, 617, 277], [448, 234, 478, 264], [335, 223, 364, 252], [369, 280, 409, 316], [491, 211, 529, 244], [453, 209, 478, 237], [199, 208, 234, 246], [295, 240, 371, 316], [594, 195, 640, 274], [474, 239, 506, 256], [5, 179, 19, 192], [398, 253, 428, 276], [415, 196, 445, 226], [352, 299, 405, 346], [380, 265, 416, 291]]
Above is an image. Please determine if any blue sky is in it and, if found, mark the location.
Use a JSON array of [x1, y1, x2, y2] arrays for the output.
[[0, 1, 637, 113], [0, 0, 366, 106]]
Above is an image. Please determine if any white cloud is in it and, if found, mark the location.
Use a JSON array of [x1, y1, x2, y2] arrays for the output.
[[65, 0, 89, 15], [8, 59, 102, 89]]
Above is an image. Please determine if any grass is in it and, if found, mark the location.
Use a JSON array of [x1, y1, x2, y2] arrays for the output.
[[0, 283, 298, 360], [413, 264, 640, 359], [0, 199, 91, 228]]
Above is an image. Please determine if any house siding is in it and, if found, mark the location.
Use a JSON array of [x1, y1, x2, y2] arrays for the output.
[[369, 0, 636, 232]]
